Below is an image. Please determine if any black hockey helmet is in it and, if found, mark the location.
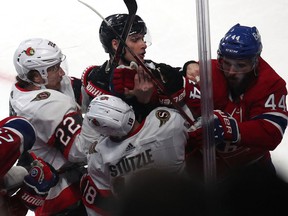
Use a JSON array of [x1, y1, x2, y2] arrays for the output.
[[99, 14, 147, 54]]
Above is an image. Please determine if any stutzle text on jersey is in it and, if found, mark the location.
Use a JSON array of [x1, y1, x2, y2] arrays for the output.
[[109, 149, 154, 177]]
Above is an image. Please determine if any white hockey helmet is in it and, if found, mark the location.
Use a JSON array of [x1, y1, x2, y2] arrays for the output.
[[13, 38, 65, 84], [86, 95, 135, 137]]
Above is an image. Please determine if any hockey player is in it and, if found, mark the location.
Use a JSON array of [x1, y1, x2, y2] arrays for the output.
[[10, 38, 82, 116], [9, 38, 99, 215], [81, 14, 186, 122], [184, 24, 288, 181], [80, 95, 200, 215], [0, 116, 36, 215]]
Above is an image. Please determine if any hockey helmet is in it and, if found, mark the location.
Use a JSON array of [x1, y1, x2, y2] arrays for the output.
[[99, 14, 147, 54], [86, 95, 135, 137], [13, 38, 65, 84], [217, 23, 262, 59]]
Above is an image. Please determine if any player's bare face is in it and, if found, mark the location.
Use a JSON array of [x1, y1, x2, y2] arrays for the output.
[[45, 62, 65, 90], [220, 57, 255, 87], [125, 33, 147, 63]]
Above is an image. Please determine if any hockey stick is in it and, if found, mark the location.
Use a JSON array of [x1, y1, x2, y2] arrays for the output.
[[77, 0, 195, 127], [111, 0, 137, 67]]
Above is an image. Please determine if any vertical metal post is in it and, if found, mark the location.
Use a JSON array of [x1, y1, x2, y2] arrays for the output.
[[195, 0, 216, 184]]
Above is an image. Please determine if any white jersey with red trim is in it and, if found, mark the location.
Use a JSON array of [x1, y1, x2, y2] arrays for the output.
[[81, 107, 189, 215], [10, 83, 83, 169], [9, 83, 92, 215]]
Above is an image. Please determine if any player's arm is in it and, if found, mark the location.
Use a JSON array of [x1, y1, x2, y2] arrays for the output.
[[81, 64, 111, 113], [238, 82, 288, 150], [80, 172, 114, 215], [148, 61, 186, 107], [0, 116, 36, 178], [47, 111, 86, 162]]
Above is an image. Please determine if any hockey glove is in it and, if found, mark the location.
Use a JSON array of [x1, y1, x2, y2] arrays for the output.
[[213, 110, 240, 144], [20, 154, 59, 210], [110, 61, 138, 96]]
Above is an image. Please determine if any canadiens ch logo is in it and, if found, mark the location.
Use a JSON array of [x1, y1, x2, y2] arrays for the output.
[[155, 109, 170, 127], [31, 91, 51, 101]]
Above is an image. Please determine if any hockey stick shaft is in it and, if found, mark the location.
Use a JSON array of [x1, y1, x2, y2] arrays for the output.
[[112, 0, 137, 66], [77, 0, 195, 127]]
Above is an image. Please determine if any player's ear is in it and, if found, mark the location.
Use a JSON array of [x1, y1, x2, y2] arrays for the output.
[[111, 39, 119, 53]]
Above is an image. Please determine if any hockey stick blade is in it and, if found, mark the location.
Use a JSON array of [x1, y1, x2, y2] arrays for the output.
[[124, 0, 137, 15]]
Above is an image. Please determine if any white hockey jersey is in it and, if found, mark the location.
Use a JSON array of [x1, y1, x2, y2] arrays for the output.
[[9, 81, 96, 214], [81, 107, 189, 215], [10, 84, 83, 168]]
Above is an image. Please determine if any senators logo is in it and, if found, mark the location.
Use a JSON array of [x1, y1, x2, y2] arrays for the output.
[[25, 47, 35, 56], [31, 91, 51, 101], [155, 110, 171, 127]]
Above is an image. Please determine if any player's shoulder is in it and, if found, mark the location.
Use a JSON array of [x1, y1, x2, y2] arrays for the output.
[[81, 61, 109, 87], [149, 107, 181, 124], [25, 89, 76, 113], [81, 65, 99, 87], [258, 57, 286, 85]]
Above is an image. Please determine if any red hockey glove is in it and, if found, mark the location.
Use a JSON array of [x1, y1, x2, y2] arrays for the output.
[[213, 110, 240, 144], [110, 61, 138, 96], [20, 154, 59, 210]]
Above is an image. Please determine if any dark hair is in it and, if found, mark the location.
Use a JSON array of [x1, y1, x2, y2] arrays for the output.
[[16, 70, 38, 88]]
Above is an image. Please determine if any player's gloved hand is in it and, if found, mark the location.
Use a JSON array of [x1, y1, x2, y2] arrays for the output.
[[21, 153, 59, 210], [213, 110, 240, 144], [110, 61, 138, 96], [1, 116, 36, 152]]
